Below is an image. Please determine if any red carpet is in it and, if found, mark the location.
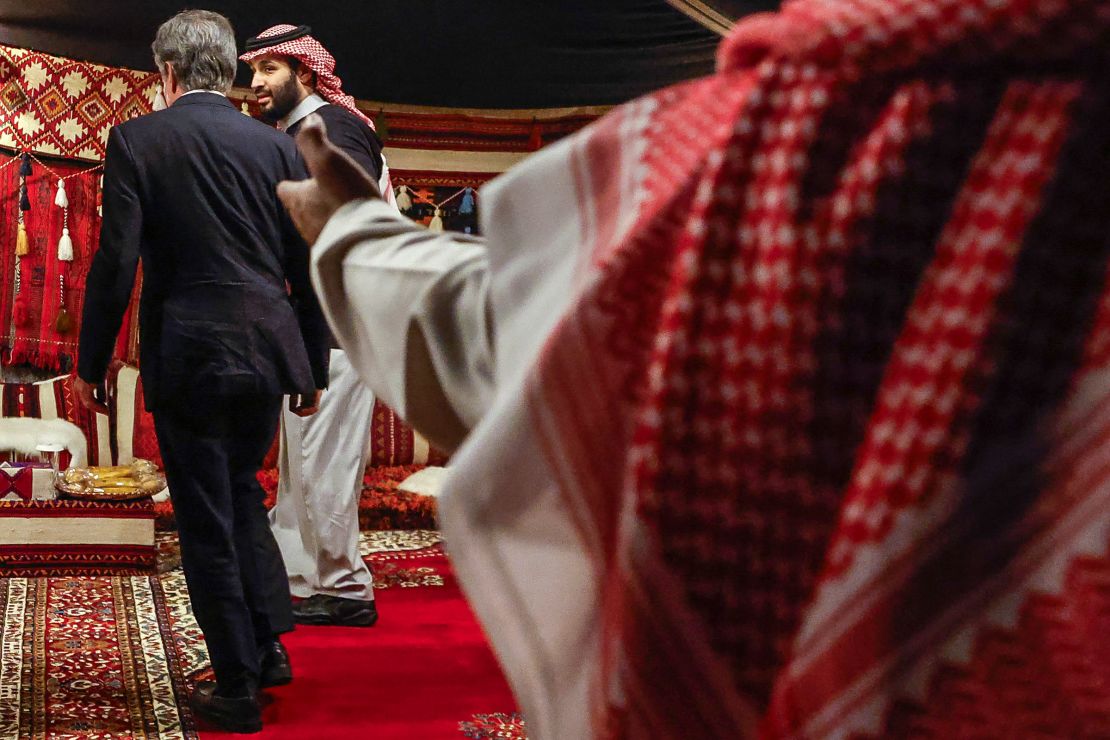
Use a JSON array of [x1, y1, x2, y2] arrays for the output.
[[200, 545, 523, 739]]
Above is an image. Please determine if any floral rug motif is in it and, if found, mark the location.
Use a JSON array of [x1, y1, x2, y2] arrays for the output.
[[459, 712, 528, 739], [0, 576, 196, 739]]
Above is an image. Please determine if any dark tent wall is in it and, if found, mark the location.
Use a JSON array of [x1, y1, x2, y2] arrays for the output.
[[0, 1, 777, 109]]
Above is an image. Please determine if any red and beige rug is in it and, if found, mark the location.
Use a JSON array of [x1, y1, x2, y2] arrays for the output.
[[0, 575, 192, 738], [0, 531, 525, 739]]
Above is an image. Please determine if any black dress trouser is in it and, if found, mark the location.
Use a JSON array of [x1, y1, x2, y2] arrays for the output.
[[153, 393, 292, 694]]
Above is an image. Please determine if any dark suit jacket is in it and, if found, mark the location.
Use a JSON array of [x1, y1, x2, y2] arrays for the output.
[[286, 103, 383, 182], [78, 93, 330, 411]]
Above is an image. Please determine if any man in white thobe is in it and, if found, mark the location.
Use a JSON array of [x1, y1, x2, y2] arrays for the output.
[[241, 24, 398, 627]]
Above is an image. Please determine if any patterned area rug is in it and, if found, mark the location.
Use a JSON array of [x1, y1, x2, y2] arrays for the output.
[[0, 531, 524, 739], [458, 712, 528, 739], [0, 576, 194, 739]]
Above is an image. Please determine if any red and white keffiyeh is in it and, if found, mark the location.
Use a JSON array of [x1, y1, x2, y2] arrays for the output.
[[241, 24, 397, 206], [440, 0, 1110, 738], [240, 24, 373, 129]]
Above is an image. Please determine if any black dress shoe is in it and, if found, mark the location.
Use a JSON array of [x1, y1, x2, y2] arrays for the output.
[[259, 639, 292, 688], [292, 594, 379, 627], [191, 680, 262, 734]]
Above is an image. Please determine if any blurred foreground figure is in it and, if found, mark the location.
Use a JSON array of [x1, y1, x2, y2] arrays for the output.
[[286, 0, 1110, 737]]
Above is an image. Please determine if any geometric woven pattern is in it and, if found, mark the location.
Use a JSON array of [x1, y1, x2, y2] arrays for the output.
[[369, 399, 450, 467], [0, 44, 158, 161]]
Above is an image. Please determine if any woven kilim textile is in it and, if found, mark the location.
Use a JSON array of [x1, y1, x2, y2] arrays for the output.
[[0, 155, 104, 371], [0, 45, 158, 162], [0, 498, 156, 575]]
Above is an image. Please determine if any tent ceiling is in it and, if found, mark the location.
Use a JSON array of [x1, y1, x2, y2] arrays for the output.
[[0, 1, 779, 109]]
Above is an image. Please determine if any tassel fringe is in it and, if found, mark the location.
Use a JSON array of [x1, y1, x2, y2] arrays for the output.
[[58, 227, 74, 261], [54, 309, 74, 334], [15, 222, 29, 256], [396, 185, 412, 211], [459, 188, 475, 215]]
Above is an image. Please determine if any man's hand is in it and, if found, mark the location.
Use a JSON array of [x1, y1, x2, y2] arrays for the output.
[[289, 390, 322, 417], [74, 377, 109, 415], [277, 114, 380, 245]]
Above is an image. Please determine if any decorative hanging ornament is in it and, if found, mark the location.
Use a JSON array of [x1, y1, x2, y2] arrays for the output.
[[395, 185, 412, 211], [429, 207, 444, 232], [15, 152, 30, 256], [55, 179, 74, 262], [97, 173, 104, 218], [54, 273, 73, 334], [459, 187, 475, 215], [15, 222, 28, 257]]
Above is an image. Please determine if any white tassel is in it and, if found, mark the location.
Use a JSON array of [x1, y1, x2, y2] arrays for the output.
[[54, 179, 68, 208], [396, 185, 412, 211], [429, 207, 443, 232], [57, 227, 74, 261]]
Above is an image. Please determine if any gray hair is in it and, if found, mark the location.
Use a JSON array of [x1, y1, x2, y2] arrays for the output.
[[152, 10, 237, 93]]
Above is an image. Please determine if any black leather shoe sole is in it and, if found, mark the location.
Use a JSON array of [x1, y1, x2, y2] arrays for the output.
[[292, 605, 378, 627], [193, 704, 262, 734], [191, 683, 262, 734]]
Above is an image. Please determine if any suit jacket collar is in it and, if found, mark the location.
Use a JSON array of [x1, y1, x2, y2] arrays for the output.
[[171, 93, 236, 110]]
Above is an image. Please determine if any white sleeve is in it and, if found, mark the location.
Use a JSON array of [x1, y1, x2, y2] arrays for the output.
[[310, 198, 494, 451]]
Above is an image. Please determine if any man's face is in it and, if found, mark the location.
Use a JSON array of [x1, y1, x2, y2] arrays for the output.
[[249, 55, 303, 122]]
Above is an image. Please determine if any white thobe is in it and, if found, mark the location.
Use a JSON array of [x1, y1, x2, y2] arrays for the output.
[[270, 348, 376, 601], [311, 134, 602, 740], [269, 96, 391, 602], [310, 200, 495, 451]]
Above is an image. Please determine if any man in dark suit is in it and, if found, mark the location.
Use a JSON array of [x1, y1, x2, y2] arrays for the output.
[[75, 9, 329, 734]]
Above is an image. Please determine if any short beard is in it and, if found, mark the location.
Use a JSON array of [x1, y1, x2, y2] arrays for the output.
[[260, 74, 301, 123]]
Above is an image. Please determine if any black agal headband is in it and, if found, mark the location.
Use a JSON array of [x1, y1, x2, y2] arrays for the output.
[[244, 25, 313, 52]]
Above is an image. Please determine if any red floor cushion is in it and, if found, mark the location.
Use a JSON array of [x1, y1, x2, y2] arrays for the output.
[[369, 400, 449, 467]]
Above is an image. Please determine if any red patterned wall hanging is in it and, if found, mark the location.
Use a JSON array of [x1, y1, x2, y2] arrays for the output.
[[0, 45, 158, 162], [1, 155, 103, 370]]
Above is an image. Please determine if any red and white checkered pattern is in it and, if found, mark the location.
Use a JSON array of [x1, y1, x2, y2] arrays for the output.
[[517, 0, 1110, 736], [239, 25, 375, 130]]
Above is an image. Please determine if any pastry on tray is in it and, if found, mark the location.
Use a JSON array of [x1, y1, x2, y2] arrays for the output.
[[56, 459, 166, 501]]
